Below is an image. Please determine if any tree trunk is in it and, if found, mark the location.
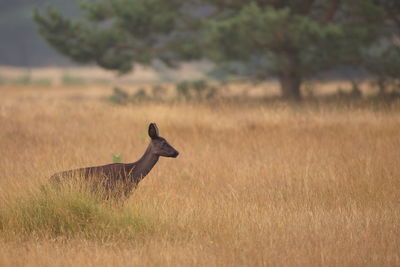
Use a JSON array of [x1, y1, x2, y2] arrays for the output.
[[279, 72, 301, 100], [377, 76, 386, 96], [278, 50, 302, 101]]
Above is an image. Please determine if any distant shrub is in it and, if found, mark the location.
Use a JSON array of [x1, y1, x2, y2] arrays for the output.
[[108, 82, 216, 105], [109, 87, 153, 104], [92, 78, 111, 85], [176, 80, 216, 101], [131, 88, 149, 102], [176, 81, 191, 101], [62, 73, 86, 85], [32, 78, 52, 86], [0, 75, 5, 85], [0, 73, 52, 86], [12, 74, 31, 85], [151, 85, 167, 101], [109, 87, 130, 104]]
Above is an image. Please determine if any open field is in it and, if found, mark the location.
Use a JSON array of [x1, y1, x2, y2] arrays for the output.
[[0, 85, 399, 266], [0, 65, 388, 99], [0, 65, 210, 85]]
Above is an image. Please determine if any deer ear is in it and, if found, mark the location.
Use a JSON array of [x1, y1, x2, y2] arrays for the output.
[[148, 123, 159, 139]]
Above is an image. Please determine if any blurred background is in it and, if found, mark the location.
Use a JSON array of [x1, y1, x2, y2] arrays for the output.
[[0, 0, 399, 101]]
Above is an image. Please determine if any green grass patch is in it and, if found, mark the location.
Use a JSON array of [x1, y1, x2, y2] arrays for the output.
[[12, 74, 31, 85], [61, 73, 86, 85], [0, 180, 155, 241]]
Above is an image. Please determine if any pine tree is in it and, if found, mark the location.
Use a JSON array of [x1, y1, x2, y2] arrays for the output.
[[34, 0, 202, 73], [204, 0, 385, 100], [34, 0, 394, 100]]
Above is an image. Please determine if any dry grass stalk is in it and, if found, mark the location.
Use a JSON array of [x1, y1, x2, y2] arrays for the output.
[[0, 85, 399, 266]]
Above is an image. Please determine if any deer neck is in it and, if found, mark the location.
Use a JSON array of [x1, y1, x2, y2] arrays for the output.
[[132, 145, 159, 182]]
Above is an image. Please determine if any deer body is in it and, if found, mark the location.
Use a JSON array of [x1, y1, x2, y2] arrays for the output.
[[51, 123, 179, 198]]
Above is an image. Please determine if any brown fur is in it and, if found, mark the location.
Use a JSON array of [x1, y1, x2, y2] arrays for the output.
[[50, 123, 179, 198]]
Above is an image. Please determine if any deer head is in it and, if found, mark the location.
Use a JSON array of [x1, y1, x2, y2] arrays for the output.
[[148, 123, 179, 158]]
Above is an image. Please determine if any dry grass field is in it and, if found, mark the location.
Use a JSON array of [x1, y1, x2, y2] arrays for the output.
[[0, 85, 399, 266]]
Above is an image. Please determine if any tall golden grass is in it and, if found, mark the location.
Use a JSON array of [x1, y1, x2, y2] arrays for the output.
[[0, 85, 399, 266]]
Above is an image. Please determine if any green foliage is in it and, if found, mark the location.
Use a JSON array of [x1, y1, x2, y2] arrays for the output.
[[206, 2, 382, 77], [203, 0, 393, 99], [61, 73, 86, 85], [9, 73, 52, 86], [34, 0, 201, 73], [33, 0, 399, 99], [113, 153, 122, 163]]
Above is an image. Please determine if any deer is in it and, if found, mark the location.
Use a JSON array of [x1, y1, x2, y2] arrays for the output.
[[50, 123, 179, 199]]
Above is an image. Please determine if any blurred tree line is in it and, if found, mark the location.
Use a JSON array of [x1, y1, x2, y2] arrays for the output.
[[34, 0, 400, 100]]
